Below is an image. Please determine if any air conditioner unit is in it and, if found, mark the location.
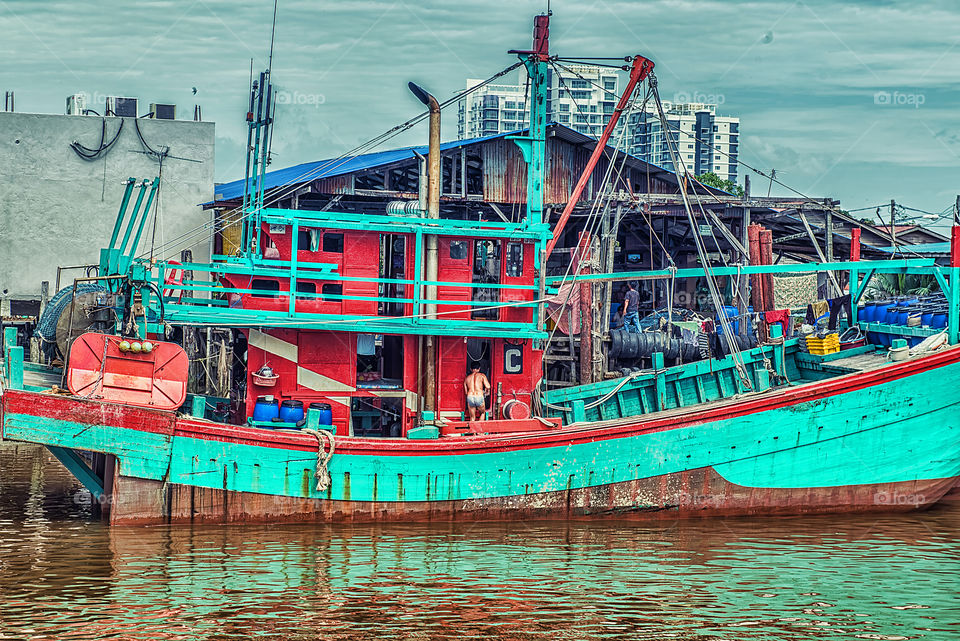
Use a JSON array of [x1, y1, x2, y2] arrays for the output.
[[66, 94, 86, 115], [105, 96, 138, 117], [149, 103, 176, 120]]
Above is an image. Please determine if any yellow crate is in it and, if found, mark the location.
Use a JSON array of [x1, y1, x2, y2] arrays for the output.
[[808, 346, 840, 355]]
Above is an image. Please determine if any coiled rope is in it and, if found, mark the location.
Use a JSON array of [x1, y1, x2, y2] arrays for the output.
[[302, 428, 335, 492]]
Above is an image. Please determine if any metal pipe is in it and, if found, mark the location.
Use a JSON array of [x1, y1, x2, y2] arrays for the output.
[[128, 178, 160, 260], [109, 178, 137, 250], [409, 82, 441, 413]]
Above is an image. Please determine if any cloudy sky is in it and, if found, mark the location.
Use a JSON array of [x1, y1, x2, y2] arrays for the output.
[[2, 0, 959, 226]]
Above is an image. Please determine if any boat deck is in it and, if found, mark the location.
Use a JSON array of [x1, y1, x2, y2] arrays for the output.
[[20, 363, 63, 392], [824, 350, 892, 371]]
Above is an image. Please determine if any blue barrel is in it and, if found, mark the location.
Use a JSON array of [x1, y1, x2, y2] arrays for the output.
[[861, 302, 875, 322], [309, 402, 333, 426], [716, 305, 739, 336], [883, 305, 900, 325], [921, 306, 935, 327], [874, 300, 892, 323], [897, 307, 910, 326], [279, 399, 304, 423], [253, 396, 279, 422], [932, 309, 948, 329]]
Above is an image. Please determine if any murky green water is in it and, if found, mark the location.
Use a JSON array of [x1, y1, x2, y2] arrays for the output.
[[1, 443, 957, 640]]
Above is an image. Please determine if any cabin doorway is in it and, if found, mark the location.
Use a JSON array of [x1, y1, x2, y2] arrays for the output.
[[379, 234, 406, 317], [465, 338, 492, 415]]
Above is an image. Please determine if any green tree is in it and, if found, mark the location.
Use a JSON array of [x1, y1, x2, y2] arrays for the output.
[[695, 171, 745, 198]]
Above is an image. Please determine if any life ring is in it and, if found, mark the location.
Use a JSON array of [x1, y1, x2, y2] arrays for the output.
[[163, 260, 184, 299]]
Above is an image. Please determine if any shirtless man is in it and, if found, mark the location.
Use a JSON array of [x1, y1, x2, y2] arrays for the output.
[[463, 361, 491, 421]]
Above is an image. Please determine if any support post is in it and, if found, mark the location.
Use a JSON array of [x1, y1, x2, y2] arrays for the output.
[[652, 351, 665, 411], [46, 446, 105, 499], [3, 326, 16, 362], [748, 223, 764, 312], [578, 235, 593, 386], [850, 227, 861, 262], [950, 225, 960, 345], [889, 199, 897, 248], [737, 207, 751, 337], [760, 227, 775, 311]]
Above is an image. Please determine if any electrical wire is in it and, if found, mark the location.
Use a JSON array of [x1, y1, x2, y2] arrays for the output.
[[137, 61, 526, 263], [70, 118, 124, 161]]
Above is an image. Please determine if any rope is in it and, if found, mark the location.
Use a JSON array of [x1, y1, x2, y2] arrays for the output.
[[649, 78, 752, 390], [302, 428, 335, 492], [542, 366, 662, 414], [80, 337, 110, 399]]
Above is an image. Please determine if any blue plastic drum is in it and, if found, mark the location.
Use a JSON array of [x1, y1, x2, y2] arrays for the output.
[[253, 396, 279, 422], [309, 402, 333, 426], [279, 400, 304, 423]]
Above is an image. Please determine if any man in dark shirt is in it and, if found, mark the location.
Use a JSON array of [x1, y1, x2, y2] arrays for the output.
[[622, 281, 641, 333]]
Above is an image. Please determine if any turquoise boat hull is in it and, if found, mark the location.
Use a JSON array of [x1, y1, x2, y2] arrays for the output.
[[2, 347, 959, 524]]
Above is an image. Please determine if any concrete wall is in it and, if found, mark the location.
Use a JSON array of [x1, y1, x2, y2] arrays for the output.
[[0, 112, 214, 298]]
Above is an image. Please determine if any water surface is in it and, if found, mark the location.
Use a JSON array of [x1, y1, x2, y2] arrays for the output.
[[1, 443, 957, 640]]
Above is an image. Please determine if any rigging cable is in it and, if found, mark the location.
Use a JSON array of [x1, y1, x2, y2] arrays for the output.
[[649, 76, 752, 389]]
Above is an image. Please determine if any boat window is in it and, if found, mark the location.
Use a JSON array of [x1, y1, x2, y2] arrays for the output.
[[321, 283, 342, 301], [506, 242, 523, 277], [295, 282, 316, 296], [351, 397, 403, 438], [449, 240, 468, 260], [322, 233, 344, 253], [471, 240, 500, 320], [378, 234, 405, 316], [298, 228, 322, 251], [251, 279, 280, 298]]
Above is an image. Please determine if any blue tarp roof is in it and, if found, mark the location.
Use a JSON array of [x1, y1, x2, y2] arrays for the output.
[[876, 242, 951, 254], [211, 129, 522, 203], [209, 123, 689, 204]]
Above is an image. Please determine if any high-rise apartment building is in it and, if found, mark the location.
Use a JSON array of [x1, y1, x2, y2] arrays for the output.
[[457, 66, 740, 184], [457, 65, 621, 140], [626, 102, 739, 183]]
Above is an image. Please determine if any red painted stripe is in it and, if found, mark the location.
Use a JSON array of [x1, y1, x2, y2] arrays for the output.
[[6, 345, 960, 457]]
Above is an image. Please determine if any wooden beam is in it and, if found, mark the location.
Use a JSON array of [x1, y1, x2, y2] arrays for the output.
[[798, 210, 842, 292]]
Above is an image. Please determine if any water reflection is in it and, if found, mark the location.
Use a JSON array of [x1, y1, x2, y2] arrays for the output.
[[1, 444, 957, 640]]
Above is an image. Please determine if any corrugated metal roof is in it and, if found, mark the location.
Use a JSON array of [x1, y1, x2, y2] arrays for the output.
[[209, 123, 698, 204], [211, 129, 521, 203]]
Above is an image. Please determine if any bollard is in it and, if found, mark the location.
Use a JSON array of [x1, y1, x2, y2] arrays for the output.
[[8, 346, 24, 390], [191, 395, 207, 419], [3, 326, 16, 362]]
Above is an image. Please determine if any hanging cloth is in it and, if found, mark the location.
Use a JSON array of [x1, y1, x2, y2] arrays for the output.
[[308, 229, 322, 252]]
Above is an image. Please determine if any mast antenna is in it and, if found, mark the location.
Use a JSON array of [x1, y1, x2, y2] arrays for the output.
[[268, 0, 279, 74]]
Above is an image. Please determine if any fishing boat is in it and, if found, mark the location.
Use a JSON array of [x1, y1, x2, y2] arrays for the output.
[[2, 15, 959, 524]]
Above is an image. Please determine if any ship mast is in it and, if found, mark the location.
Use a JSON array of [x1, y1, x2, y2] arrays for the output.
[[507, 14, 551, 226]]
